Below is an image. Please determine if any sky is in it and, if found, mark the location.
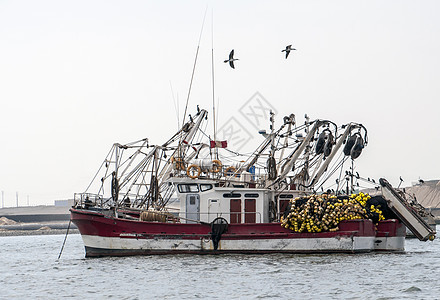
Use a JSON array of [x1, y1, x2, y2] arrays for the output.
[[0, 0, 439, 206]]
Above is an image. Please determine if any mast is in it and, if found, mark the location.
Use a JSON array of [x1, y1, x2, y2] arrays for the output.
[[211, 10, 218, 159], [179, 9, 207, 160], [277, 114, 295, 174]]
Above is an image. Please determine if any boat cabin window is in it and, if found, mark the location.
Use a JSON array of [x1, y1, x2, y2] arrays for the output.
[[178, 184, 199, 193], [232, 184, 245, 188], [223, 193, 241, 198], [279, 194, 294, 199], [200, 184, 213, 192], [244, 193, 259, 198]]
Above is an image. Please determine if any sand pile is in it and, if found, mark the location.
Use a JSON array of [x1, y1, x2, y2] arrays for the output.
[[362, 180, 440, 209], [406, 180, 440, 208], [37, 226, 51, 231], [0, 217, 17, 225]]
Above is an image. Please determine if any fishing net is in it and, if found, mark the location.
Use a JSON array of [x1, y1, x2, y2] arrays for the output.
[[281, 193, 391, 233]]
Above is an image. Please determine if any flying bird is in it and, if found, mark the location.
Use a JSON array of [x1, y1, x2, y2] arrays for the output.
[[282, 45, 296, 59], [224, 49, 239, 69]]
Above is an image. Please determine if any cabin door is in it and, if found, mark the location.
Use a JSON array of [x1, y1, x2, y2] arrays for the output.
[[230, 199, 242, 224], [186, 194, 200, 223], [245, 199, 256, 223]]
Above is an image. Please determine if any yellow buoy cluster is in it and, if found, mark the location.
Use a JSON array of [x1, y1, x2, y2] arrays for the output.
[[281, 192, 385, 233]]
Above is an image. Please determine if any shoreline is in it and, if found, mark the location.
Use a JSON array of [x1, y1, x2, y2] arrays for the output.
[[0, 228, 79, 237]]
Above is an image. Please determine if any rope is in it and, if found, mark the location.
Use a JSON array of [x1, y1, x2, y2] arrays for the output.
[[57, 219, 71, 260]]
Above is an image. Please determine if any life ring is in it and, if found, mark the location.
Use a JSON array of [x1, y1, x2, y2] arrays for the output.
[[187, 164, 201, 179], [224, 166, 238, 177], [211, 159, 222, 173]]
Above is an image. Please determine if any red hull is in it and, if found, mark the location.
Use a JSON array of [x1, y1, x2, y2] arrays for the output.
[[71, 208, 377, 239], [70, 208, 405, 257]]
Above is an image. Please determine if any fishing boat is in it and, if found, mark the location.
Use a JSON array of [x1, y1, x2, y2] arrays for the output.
[[70, 108, 435, 257]]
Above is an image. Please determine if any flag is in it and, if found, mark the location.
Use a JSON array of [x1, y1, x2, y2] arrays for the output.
[[210, 140, 228, 148]]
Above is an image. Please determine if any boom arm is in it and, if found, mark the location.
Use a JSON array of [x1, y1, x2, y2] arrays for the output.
[[278, 120, 323, 180], [307, 123, 356, 187]]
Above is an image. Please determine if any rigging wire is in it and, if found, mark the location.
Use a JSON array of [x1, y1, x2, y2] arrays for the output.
[[181, 7, 208, 132], [98, 145, 117, 196], [316, 156, 348, 192], [169, 81, 180, 131], [335, 156, 348, 192], [84, 145, 115, 193]]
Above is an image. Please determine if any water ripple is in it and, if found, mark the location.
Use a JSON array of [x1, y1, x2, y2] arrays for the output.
[[1, 230, 440, 299]]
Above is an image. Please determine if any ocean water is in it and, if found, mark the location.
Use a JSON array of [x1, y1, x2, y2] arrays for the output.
[[1, 229, 440, 300]]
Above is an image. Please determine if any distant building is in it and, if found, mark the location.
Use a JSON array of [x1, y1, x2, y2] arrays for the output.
[[54, 199, 74, 207]]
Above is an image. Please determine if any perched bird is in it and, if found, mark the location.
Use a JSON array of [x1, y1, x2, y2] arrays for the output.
[[398, 176, 404, 188], [282, 45, 296, 59], [224, 49, 239, 69]]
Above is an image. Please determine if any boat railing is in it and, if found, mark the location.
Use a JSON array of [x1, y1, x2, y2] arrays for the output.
[[187, 211, 262, 224], [74, 193, 105, 208]]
